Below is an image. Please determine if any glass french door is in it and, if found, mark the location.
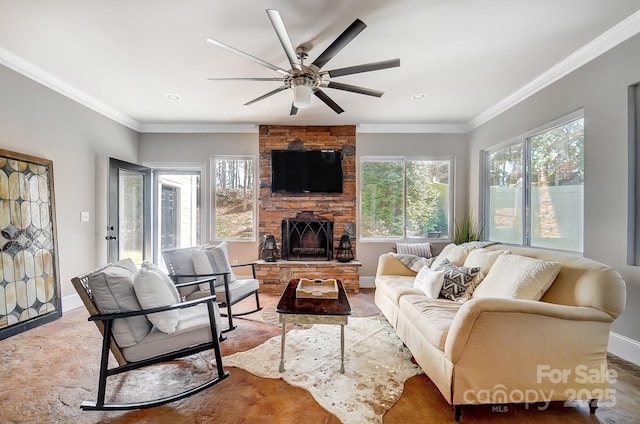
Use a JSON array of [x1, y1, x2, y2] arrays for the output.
[[108, 158, 152, 263]]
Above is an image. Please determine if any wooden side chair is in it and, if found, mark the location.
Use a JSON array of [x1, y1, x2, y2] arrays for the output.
[[162, 242, 262, 332], [71, 259, 229, 410]]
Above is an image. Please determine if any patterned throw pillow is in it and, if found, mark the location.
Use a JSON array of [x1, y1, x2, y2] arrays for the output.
[[436, 258, 481, 301], [394, 242, 432, 258], [390, 253, 435, 272]]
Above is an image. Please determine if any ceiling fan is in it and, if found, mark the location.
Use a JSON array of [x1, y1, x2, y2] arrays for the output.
[[206, 9, 400, 115]]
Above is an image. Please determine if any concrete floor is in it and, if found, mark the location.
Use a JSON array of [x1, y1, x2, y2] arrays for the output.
[[0, 289, 638, 424]]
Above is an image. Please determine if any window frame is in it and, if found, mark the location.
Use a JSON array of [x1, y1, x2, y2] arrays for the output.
[[210, 155, 257, 242], [482, 109, 584, 252], [359, 155, 454, 242]]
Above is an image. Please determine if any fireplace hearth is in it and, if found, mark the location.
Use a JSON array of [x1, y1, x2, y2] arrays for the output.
[[282, 212, 334, 261]]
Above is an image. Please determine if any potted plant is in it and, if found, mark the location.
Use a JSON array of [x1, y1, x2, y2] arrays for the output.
[[453, 211, 484, 244]]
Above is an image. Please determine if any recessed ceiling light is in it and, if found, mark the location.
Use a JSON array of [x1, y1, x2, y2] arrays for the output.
[[411, 93, 426, 100], [166, 93, 182, 100]]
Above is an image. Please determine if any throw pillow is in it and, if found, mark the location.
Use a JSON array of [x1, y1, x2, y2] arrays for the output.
[[436, 259, 481, 301], [390, 253, 434, 272], [394, 242, 432, 258], [413, 266, 446, 299], [462, 248, 510, 282], [472, 254, 561, 301], [192, 248, 222, 292], [86, 259, 151, 347], [202, 242, 237, 282], [430, 243, 476, 269], [141, 261, 181, 303], [133, 268, 180, 334]]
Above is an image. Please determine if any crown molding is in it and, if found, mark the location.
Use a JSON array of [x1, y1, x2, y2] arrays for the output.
[[3, 9, 640, 135], [357, 123, 467, 133], [138, 123, 259, 133], [0, 47, 141, 131], [467, 9, 640, 131]]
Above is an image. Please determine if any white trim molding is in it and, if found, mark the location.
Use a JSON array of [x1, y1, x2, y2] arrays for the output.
[[0, 47, 141, 131], [357, 123, 467, 134], [359, 276, 376, 289], [468, 9, 640, 131], [609, 331, 640, 366], [62, 293, 83, 313], [138, 123, 259, 133]]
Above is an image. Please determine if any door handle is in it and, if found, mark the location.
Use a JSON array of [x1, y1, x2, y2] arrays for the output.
[[105, 236, 117, 240]]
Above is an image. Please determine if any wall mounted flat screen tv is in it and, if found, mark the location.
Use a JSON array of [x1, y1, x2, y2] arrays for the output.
[[271, 149, 343, 193]]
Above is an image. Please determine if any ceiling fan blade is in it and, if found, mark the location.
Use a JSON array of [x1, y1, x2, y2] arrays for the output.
[[310, 19, 367, 71], [326, 58, 400, 78], [244, 85, 289, 106], [207, 77, 283, 81], [206, 38, 289, 76], [266, 9, 302, 71], [326, 81, 384, 97], [290, 104, 298, 115], [314, 89, 344, 114]]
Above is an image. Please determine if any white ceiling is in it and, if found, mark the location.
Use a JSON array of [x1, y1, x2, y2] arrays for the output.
[[1, 0, 640, 132]]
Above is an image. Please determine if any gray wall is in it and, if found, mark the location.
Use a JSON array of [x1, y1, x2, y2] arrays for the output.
[[0, 64, 138, 303], [468, 33, 640, 343]]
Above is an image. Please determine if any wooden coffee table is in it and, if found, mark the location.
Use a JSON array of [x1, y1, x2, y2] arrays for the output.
[[276, 279, 352, 373]]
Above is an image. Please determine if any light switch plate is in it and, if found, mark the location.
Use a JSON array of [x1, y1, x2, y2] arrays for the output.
[[80, 211, 90, 222]]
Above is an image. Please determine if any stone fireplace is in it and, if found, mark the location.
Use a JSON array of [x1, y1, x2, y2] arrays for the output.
[[255, 125, 360, 293]]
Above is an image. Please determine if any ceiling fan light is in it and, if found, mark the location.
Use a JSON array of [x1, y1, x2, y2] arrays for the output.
[[293, 84, 312, 108]]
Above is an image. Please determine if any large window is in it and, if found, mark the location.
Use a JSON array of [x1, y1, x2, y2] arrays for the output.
[[212, 156, 255, 241], [360, 157, 451, 240], [485, 113, 584, 252]]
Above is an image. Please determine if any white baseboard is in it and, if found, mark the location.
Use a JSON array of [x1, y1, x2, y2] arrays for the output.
[[360, 276, 375, 289], [62, 293, 83, 312], [609, 331, 640, 366]]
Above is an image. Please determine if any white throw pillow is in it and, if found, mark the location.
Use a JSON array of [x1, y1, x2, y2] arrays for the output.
[[192, 249, 220, 292], [430, 243, 476, 269], [472, 254, 561, 301], [202, 242, 237, 281], [133, 268, 180, 334], [462, 248, 509, 282], [141, 261, 181, 303], [413, 266, 445, 299]]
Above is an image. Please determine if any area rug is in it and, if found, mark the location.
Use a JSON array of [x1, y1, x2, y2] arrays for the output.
[[223, 314, 423, 424]]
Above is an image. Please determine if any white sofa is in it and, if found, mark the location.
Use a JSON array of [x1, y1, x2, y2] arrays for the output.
[[374, 244, 626, 420]]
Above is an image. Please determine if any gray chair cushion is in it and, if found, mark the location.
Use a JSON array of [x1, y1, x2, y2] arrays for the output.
[[215, 278, 259, 304], [122, 303, 222, 362], [87, 259, 151, 347], [162, 247, 199, 297]]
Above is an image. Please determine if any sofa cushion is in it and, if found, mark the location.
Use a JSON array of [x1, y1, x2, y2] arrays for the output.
[[398, 295, 463, 350], [414, 266, 445, 299], [473, 254, 561, 301], [436, 259, 481, 301], [133, 267, 180, 334], [86, 259, 151, 347], [431, 243, 476, 269], [462, 248, 509, 282], [375, 275, 423, 305]]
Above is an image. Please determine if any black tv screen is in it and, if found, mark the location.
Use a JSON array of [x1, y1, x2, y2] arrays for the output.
[[271, 149, 343, 193]]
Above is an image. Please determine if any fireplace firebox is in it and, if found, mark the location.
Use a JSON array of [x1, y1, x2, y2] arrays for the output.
[[281, 212, 334, 261]]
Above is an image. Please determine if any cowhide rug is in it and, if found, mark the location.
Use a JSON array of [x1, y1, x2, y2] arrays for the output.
[[223, 314, 423, 423]]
